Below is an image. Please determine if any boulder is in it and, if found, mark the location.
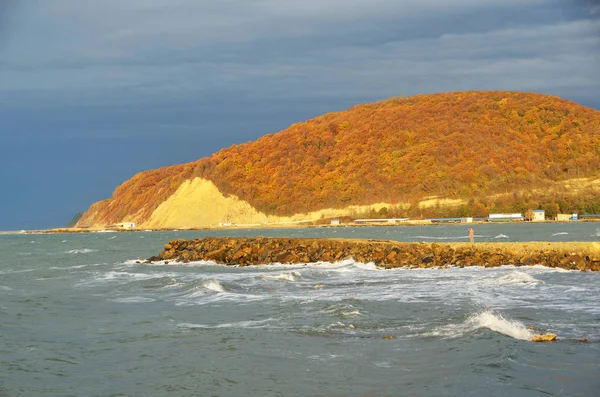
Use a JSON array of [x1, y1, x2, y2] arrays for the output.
[[531, 333, 557, 342]]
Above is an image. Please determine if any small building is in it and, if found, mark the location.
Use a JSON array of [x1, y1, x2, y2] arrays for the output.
[[555, 213, 578, 221], [488, 213, 524, 222], [532, 210, 545, 222], [330, 219, 340, 225], [110, 222, 136, 229], [426, 217, 473, 223], [354, 218, 409, 224]]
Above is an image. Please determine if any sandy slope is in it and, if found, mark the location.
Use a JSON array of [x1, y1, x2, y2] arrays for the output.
[[142, 177, 451, 228]]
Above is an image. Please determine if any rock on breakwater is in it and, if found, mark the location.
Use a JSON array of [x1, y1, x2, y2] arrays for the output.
[[147, 237, 600, 271]]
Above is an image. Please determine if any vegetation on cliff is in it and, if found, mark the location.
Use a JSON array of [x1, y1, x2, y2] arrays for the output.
[[77, 91, 600, 227]]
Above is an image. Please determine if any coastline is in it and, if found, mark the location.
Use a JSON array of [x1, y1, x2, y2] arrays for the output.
[[17, 218, 600, 234]]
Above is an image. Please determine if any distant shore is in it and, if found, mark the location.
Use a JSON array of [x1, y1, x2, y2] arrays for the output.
[[15, 218, 600, 234], [147, 237, 600, 271]]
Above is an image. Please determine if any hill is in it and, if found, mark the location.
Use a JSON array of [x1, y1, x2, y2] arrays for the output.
[[76, 91, 600, 228]]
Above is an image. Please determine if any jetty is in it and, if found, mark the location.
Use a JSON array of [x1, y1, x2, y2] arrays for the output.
[[147, 237, 600, 271]]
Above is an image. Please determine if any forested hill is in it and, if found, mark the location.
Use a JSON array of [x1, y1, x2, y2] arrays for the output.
[[77, 91, 600, 227]]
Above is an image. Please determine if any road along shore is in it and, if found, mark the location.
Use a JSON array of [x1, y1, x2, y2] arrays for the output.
[[146, 237, 600, 271]]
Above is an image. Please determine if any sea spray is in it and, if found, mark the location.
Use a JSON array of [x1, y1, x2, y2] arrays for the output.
[[262, 272, 299, 282], [467, 311, 533, 340], [66, 248, 96, 254], [495, 271, 542, 285], [203, 280, 226, 292], [422, 311, 534, 341]]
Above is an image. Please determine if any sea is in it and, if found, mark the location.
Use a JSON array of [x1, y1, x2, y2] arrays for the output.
[[1, 223, 599, 396]]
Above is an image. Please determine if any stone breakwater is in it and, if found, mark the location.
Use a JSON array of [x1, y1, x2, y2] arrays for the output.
[[147, 237, 600, 271]]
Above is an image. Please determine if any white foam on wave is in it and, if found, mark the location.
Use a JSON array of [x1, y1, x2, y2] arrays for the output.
[[493, 234, 509, 239], [91, 271, 161, 282], [262, 272, 300, 282], [113, 296, 157, 303], [108, 236, 117, 240], [412, 235, 462, 240], [176, 318, 274, 329], [551, 232, 569, 236], [468, 311, 533, 340], [122, 259, 143, 265], [66, 249, 96, 254], [592, 229, 600, 237], [313, 258, 378, 272], [253, 258, 378, 272], [421, 311, 534, 341], [495, 271, 542, 285], [322, 304, 362, 317], [49, 264, 89, 270], [203, 280, 225, 292], [529, 264, 572, 273], [143, 259, 221, 267]]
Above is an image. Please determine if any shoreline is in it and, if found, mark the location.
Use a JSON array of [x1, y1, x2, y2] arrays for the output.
[[147, 237, 600, 271], [13, 218, 600, 234]]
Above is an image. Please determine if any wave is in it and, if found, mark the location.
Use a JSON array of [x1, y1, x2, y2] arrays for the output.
[[142, 259, 221, 267], [322, 303, 362, 317], [492, 234, 509, 239], [86, 271, 170, 284], [176, 318, 274, 329], [551, 232, 569, 236], [122, 258, 144, 265], [308, 259, 377, 272], [411, 235, 465, 240], [421, 311, 534, 341], [245, 258, 378, 272], [528, 264, 572, 273], [262, 272, 301, 282], [468, 311, 533, 340], [495, 271, 542, 285], [66, 249, 96, 254], [113, 296, 157, 303], [49, 264, 89, 270], [203, 280, 225, 292]]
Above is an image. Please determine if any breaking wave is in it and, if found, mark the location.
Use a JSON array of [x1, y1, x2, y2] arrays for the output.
[[176, 318, 275, 329], [421, 311, 534, 341], [262, 272, 301, 281], [468, 311, 534, 340], [495, 271, 542, 285], [203, 280, 225, 292], [66, 249, 96, 254]]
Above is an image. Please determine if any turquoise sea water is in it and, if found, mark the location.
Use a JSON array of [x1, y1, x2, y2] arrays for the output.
[[1, 223, 599, 396]]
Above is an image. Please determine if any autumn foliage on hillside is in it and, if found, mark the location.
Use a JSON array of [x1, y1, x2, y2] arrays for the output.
[[77, 91, 600, 226]]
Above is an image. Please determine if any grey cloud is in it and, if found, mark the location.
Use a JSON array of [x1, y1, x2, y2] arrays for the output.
[[0, 0, 597, 109]]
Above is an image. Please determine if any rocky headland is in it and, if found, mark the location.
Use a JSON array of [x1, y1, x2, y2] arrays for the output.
[[147, 237, 600, 271]]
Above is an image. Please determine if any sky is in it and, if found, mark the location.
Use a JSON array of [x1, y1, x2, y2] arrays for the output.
[[0, 0, 598, 230]]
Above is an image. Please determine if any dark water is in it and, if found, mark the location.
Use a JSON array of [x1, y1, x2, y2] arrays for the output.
[[1, 224, 600, 396]]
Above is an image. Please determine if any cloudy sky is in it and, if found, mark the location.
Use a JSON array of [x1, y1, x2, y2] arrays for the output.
[[0, 0, 598, 229]]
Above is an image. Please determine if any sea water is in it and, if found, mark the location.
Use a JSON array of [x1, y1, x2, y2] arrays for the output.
[[1, 224, 599, 396]]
